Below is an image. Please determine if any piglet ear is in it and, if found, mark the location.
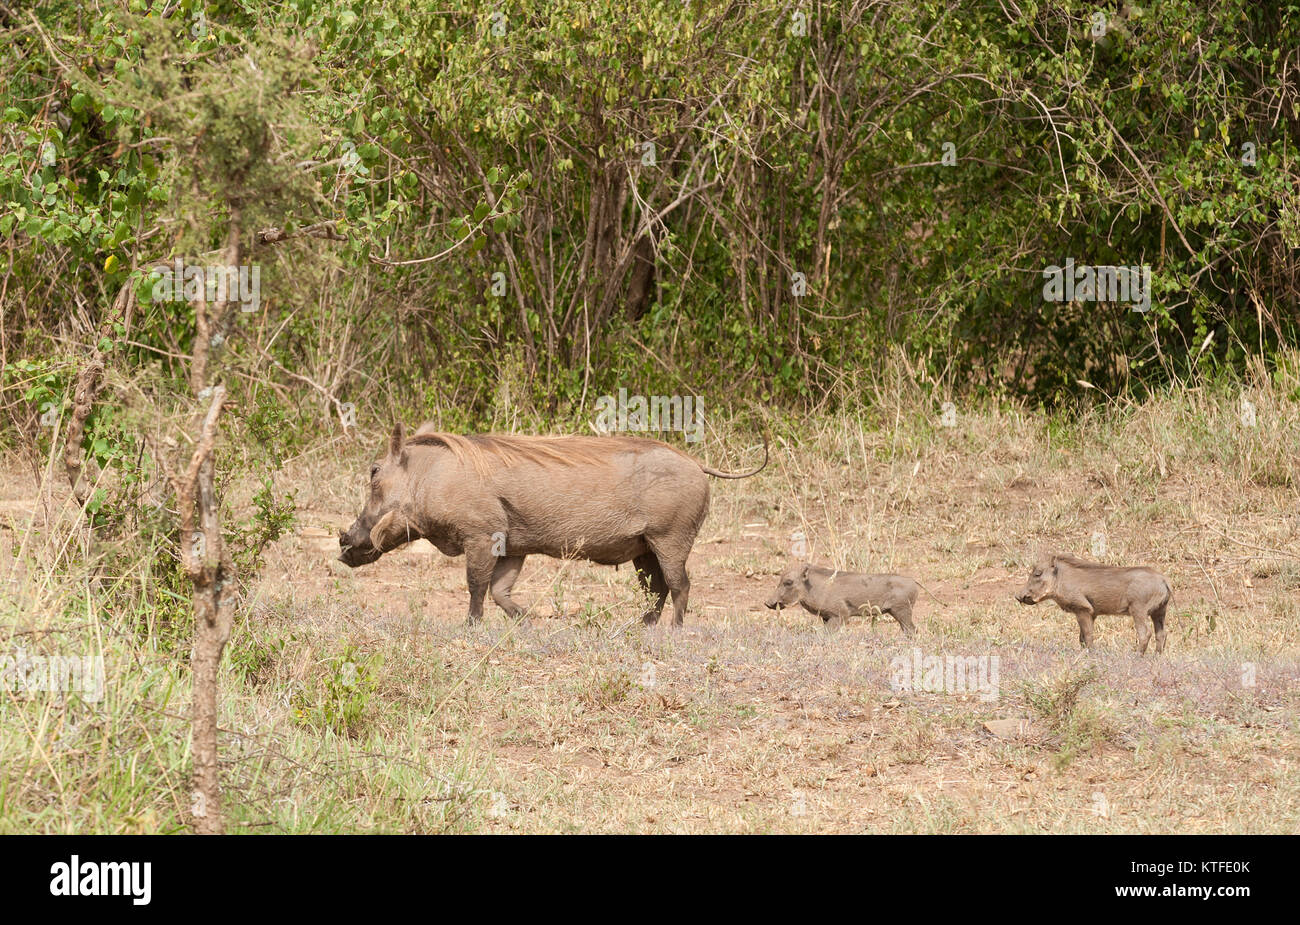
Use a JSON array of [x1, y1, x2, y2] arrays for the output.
[[389, 422, 405, 462]]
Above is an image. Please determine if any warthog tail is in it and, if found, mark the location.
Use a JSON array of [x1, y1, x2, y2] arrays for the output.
[[915, 579, 950, 607], [700, 434, 769, 479]]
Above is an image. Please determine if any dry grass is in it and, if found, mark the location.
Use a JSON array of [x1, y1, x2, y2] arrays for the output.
[[2, 366, 1298, 833]]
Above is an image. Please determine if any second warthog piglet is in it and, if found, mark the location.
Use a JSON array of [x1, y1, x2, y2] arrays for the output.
[[766, 562, 920, 633], [1015, 553, 1171, 654]]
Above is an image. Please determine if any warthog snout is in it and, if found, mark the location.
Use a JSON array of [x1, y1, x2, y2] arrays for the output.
[[338, 521, 381, 567], [1017, 562, 1055, 605], [765, 564, 808, 610]]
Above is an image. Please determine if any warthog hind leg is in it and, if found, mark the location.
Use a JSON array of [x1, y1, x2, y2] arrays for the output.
[[491, 555, 527, 619], [647, 539, 691, 626], [1132, 610, 1154, 654], [1149, 599, 1168, 654], [633, 552, 669, 624], [888, 602, 916, 635]]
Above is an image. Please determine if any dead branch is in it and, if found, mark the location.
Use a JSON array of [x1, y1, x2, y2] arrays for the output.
[[64, 281, 134, 505]]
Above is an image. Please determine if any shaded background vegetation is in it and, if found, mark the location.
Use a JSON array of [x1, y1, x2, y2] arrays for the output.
[[2, 0, 1298, 436]]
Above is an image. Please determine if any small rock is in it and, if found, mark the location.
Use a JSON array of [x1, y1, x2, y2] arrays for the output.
[[983, 718, 1035, 739]]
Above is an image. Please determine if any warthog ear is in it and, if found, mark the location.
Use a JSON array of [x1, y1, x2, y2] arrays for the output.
[[389, 422, 408, 466], [800, 563, 811, 583], [370, 509, 416, 552]]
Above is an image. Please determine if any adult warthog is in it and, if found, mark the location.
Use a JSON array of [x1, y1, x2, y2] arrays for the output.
[[339, 425, 766, 625]]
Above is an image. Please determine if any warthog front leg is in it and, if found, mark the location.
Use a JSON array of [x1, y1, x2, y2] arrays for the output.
[[490, 555, 527, 619], [464, 536, 497, 624], [1073, 608, 1096, 648]]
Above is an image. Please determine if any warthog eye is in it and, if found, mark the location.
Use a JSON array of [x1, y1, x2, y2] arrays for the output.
[[782, 579, 793, 587], [369, 465, 380, 480]]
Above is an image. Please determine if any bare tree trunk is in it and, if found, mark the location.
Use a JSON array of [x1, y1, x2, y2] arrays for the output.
[[624, 234, 657, 321], [190, 293, 210, 394], [178, 209, 243, 833], [170, 386, 234, 834]]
